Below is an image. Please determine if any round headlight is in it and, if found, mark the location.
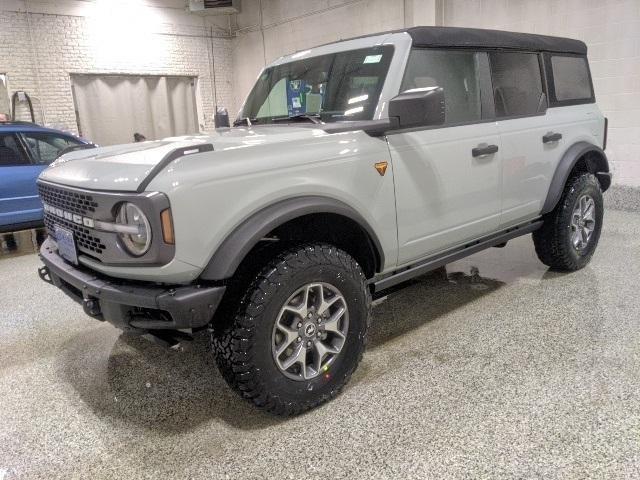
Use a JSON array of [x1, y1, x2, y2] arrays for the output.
[[116, 203, 151, 256]]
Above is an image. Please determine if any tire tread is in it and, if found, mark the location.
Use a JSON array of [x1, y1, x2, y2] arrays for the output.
[[533, 172, 603, 271], [212, 243, 371, 416]]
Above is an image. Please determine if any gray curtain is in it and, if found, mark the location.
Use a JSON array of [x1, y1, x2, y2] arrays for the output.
[[71, 74, 199, 146], [0, 75, 10, 116]]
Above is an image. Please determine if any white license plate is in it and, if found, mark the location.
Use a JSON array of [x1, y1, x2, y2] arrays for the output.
[[54, 225, 78, 265]]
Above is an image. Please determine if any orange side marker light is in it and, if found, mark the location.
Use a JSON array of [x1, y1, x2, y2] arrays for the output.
[[375, 161, 388, 176]]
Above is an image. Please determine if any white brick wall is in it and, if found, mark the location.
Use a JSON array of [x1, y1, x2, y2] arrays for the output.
[[441, 0, 640, 186], [1, 0, 637, 186], [0, 4, 234, 136]]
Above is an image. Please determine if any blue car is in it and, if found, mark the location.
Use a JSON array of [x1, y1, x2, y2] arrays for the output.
[[0, 122, 89, 233]]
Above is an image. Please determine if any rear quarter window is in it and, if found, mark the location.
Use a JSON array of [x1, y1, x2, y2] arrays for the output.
[[547, 55, 594, 105]]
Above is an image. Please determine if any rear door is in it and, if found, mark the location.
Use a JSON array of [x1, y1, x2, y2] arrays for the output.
[[387, 49, 502, 265], [0, 132, 42, 228], [490, 51, 562, 226]]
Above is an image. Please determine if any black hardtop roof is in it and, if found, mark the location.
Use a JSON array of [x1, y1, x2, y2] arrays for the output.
[[312, 26, 586, 56], [405, 26, 586, 55]]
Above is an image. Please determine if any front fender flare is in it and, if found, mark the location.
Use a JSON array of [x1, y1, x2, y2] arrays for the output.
[[199, 196, 384, 281], [541, 142, 610, 215]]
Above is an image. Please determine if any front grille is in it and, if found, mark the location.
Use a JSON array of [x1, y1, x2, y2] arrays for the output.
[[37, 180, 173, 266], [43, 214, 106, 255], [38, 183, 107, 257], [38, 183, 99, 216]]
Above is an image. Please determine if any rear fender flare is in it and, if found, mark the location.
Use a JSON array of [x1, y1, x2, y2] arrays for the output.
[[541, 142, 610, 214]]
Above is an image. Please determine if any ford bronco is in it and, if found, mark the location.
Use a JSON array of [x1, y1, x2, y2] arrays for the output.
[[37, 27, 610, 415]]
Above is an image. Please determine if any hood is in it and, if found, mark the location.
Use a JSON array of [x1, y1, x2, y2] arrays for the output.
[[39, 125, 323, 192]]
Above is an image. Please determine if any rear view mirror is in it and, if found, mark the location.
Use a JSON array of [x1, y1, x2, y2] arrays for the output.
[[388, 87, 445, 130]]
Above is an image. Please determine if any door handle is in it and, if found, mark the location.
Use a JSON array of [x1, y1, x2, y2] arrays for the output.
[[472, 144, 499, 158], [542, 132, 562, 143]]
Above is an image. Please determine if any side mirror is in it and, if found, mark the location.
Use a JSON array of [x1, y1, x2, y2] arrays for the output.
[[214, 107, 230, 128], [388, 87, 445, 130]]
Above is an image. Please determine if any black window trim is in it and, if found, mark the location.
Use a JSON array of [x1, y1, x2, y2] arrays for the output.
[[543, 52, 596, 107], [0, 132, 32, 167]]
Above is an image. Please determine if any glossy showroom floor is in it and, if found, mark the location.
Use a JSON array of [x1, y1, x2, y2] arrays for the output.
[[1, 201, 639, 479]]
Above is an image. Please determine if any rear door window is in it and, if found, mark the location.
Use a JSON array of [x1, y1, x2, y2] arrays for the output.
[[20, 132, 82, 165], [548, 55, 593, 103], [489, 52, 545, 117], [0, 133, 29, 166]]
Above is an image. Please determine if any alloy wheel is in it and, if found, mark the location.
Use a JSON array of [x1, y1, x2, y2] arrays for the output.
[[570, 194, 596, 251], [272, 282, 349, 381]]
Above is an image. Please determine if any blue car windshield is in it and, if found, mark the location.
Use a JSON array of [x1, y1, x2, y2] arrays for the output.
[[238, 45, 394, 124]]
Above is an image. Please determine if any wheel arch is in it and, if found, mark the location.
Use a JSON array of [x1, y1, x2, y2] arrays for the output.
[[541, 142, 611, 215], [199, 196, 385, 281]]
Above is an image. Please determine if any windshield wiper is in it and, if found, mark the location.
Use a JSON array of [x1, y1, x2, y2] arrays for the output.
[[233, 117, 258, 127], [270, 114, 323, 124]]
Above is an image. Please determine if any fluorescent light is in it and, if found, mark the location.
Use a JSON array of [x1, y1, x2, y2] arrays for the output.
[[402, 86, 439, 93], [348, 94, 369, 104], [344, 106, 364, 116]]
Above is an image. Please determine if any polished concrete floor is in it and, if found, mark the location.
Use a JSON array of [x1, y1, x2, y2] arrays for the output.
[[1, 208, 640, 479]]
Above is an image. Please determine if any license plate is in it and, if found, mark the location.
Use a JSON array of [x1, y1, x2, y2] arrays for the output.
[[54, 225, 78, 265]]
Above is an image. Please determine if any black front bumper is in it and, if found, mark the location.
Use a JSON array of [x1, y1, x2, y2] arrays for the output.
[[38, 238, 226, 331]]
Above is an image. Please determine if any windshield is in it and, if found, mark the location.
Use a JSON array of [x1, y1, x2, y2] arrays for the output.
[[238, 45, 394, 124]]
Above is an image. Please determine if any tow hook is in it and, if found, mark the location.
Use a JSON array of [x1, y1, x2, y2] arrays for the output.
[[82, 297, 102, 317], [38, 266, 52, 284]]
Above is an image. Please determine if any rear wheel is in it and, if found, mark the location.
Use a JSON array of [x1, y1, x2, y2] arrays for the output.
[[533, 172, 603, 271], [212, 243, 371, 415]]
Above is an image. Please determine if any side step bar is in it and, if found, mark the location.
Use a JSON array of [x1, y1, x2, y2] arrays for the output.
[[372, 220, 543, 293]]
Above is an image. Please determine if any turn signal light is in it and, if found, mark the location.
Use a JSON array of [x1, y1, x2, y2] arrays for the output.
[[161, 209, 175, 245], [374, 161, 388, 176]]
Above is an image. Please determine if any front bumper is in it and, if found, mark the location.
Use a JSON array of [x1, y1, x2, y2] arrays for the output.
[[38, 237, 225, 331]]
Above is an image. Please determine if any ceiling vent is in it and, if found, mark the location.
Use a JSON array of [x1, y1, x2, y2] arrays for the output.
[[188, 0, 240, 15]]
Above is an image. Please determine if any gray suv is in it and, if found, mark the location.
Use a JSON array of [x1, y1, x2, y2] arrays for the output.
[[37, 26, 610, 415]]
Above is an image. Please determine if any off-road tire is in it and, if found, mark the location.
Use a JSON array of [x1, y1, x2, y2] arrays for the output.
[[212, 243, 371, 416], [533, 172, 603, 271]]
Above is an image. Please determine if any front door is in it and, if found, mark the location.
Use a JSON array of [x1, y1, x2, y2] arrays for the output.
[[387, 49, 502, 265]]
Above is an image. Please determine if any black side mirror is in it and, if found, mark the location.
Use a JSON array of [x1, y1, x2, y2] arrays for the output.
[[388, 87, 445, 130], [215, 107, 230, 128]]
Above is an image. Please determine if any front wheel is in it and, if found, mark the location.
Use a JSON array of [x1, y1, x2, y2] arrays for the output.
[[533, 172, 604, 271], [212, 243, 371, 416]]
